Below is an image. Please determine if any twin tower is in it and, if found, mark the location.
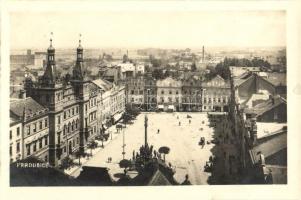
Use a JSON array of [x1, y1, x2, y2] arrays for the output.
[[42, 37, 85, 86]]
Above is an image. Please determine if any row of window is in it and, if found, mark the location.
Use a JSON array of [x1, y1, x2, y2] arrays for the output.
[[160, 90, 179, 95], [63, 119, 79, 136], [26, 118, 48, 136], [9, 141, 21, 156], [89, 97, 97, 108], [203, 97, 227, 103], [9, 126, 21, 140], [89, 112, 97, 122], [63, 106, 79, 121], [25, 136, 48, 156]]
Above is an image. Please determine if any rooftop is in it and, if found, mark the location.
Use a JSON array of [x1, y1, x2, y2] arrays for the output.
[[263, 72, 286, 87], [245, 95, 286, 117], [92, 78, 113, 91], [256, 122, 287, 139], [10, 97, 47, 119]]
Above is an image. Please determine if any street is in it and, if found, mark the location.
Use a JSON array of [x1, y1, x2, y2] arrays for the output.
[[72, 112, 215, 185]]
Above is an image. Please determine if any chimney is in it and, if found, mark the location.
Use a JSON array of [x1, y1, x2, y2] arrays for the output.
[[202, 46, 205, 62]]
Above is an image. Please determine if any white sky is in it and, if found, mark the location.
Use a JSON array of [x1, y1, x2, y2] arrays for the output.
[[10, 11, 286, 49]]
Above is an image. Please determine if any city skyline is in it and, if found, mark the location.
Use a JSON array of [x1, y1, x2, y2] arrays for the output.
[[10, 10, 286, 49]]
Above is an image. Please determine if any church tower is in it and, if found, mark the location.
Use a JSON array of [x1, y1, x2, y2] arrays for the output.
[[42, 37, 57, 87], [70, 36, 91, 153], [24, 34, 65, 166]]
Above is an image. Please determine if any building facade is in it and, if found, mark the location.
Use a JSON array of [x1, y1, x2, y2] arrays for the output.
[[181, 77, 202, 111], [202, 75, 231, 112], [24, 39, 94, 166], [144, 73, 157, 111], [9, 116, 23, 163], [125, 76, 145, 109], [156, 77, 182, 111], [10, 97, 49, 163]]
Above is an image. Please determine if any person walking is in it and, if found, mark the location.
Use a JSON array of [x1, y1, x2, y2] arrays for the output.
[[157, 129, 160, 134]]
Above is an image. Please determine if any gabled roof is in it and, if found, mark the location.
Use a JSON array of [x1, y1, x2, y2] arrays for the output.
[[92, 78, 113, 91], [244, 96, 286, 117], [10, 97, 47, 118], [147, 169, 172, 186], [262, 73, 286, 87], [76, 166, 114, 186], [203, 74, 230, 88], [103, 68, 119, 77], [249, 130, 287, 165]]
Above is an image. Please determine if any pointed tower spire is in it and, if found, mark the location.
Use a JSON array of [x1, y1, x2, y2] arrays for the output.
[[42, 32, 56, 85], [73, 34, 85, 80]]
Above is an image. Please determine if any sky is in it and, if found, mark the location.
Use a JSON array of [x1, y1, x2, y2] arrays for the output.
[[10, 10, 286, 49]]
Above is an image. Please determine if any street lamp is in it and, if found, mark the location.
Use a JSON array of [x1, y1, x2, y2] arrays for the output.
[[122, 125, 126, 159]]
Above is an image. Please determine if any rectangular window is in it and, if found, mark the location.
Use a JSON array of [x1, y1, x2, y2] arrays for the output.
[[39, 121, 43, 129], [45, 137, 48, 146], [161, 90, 164, 95], [16, 142, 20, 153], [27, 126, 30, 135], [33, 123, 37, 133], [57, 116, 61, 124], [27, 145, 30, 156], [17, 127, 20, 136], [39, 139, 42, 149], [45, 119, 48, 127], [76, 106, 79, 114], [10, 131, 12, 140], [33, 143, 36, 152], [10, 146, 12, 156]]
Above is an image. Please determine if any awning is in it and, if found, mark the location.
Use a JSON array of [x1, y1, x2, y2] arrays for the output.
[[158, 105, 164, 109], [113, 112, 123, 122]]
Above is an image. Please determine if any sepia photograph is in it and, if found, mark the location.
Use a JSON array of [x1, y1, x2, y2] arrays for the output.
[[8, 9, 288, 187]]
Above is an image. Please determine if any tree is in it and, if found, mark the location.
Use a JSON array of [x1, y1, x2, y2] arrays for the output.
[[152, 69, 164, 80], [74, 150, 85, 166], [158, 146, 170, 162], [59, 156, 74, 170], [119, 159, 132, 175], [191, 62, 197, 71], [87, 140, 98, 156]]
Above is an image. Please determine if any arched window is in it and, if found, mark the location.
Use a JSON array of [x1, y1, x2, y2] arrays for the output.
[[63, 125, 67, 135], [76, 119, 79, 129], [68, 122, 71, 133], [72, 121, 75, 131]]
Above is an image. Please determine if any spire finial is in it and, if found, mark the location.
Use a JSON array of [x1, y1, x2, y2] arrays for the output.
[[50, 32, 53, 46], [79, 33, 82, 46]]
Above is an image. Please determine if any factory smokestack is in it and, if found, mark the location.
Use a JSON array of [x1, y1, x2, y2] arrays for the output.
[[202, 46, 205, 62]]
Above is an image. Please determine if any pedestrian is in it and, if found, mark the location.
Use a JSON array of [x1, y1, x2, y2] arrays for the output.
[[189, 119, 191, 124], [179, 121, 181, 126], [157, 129, 160, 134]]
